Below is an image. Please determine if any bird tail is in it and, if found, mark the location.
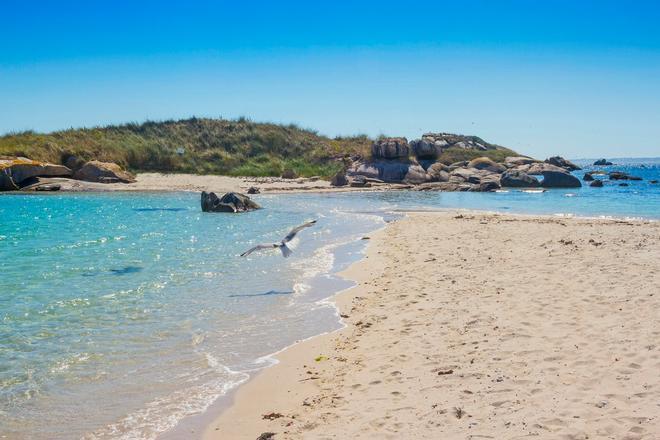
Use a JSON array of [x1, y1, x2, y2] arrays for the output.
[[279, 243, 293, 258]]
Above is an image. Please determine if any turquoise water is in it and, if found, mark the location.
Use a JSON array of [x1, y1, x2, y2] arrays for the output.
[[1, 159, 658, 439]]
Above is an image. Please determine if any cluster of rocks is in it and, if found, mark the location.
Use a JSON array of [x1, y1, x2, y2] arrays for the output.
[[330, 137, 583, 191], [593, 159, 613, 166], [0, 156, 136, 191], [201, 191, 261, 213], [583, 170, 648, 187]]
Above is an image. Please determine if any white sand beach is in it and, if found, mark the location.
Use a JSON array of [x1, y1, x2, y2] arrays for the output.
[[203, 211, 660, 439]]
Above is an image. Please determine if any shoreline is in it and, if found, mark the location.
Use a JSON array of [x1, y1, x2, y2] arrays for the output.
[[199, 210, 660, 439]]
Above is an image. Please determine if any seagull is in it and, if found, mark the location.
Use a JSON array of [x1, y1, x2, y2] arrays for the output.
[[240, 220, 317, 258]]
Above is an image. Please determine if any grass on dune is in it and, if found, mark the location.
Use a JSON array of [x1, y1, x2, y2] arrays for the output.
[[0, 117, 518, 178]]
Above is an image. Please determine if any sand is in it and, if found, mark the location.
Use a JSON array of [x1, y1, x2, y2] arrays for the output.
[[39, 173, 407, 193], [201, 211, 660, 440]]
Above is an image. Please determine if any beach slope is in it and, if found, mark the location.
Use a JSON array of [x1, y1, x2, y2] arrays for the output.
[[204, 212, 660, 439]]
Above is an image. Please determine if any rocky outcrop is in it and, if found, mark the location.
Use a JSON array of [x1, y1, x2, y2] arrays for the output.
[[467, 157, 506, 173], [545, 156, 581, 171], [415, 133, 498, 151], [330, 171, 349, 187], [371, 138, 409, 160], [594, 159, 613, 166], [0, 157, 72, 191], [201, 191, 261, 213], [348, 161, 428, 184], [500, 169, 540, 187], [410, 138, 440, 160], [73, 161, 135, 183], [541, 170, 582, 188]]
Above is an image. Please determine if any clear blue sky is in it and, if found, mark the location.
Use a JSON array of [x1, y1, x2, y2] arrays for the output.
[[1, 0, 659, 158]]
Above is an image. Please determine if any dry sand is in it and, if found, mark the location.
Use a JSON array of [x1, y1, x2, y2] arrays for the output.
[[44, 173, 406, 193], [201, 211, 660, 440]]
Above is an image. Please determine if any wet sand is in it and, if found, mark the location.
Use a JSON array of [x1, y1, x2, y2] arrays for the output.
[[201, 211, 660, 439]]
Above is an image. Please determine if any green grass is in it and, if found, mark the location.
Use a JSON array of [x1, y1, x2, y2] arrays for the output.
[[0, 118, 518, 178]]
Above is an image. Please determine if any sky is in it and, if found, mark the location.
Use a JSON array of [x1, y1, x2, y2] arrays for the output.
[[1, 0, 660, 158]]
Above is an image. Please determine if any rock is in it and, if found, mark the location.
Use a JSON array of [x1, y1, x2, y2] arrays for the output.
[[427, 163, 450, 182], [448, 161, 469, 171], [583, 172, 594, 181], [619, 183, 629, 187], [594, 159, 613, 166], [590, 179, 603, 187], [201, 191, 261, 213], [650, 180, 658, 184], [330, 172, 349, 187], [410, 138, 440, 159], [417, 133, 498, 151], [62, 154, 85, 172], [247, 186, 260, 194], [0, 157, 72, 190], [609, 171, 642, 181], [505, 156, 538, 167], [371, 137, 409, 160], [350, 176, 371, 187], [403, 164, 429, 184], [34, 183, 61, 191], [477, 180, 501, 192], [545, 156, 581, 171], [281, 169, 297, 179], [73, 160, 135, 183], [500, 169, 540, 187], [517, 162, 567, 176], [541, 170, 582, 188], [467, 157, 506, 173]]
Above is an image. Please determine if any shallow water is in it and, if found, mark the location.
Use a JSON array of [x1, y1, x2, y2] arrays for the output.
[[0, 158, 658, 439]]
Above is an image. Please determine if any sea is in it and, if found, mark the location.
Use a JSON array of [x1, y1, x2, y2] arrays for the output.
[[0, 158, 658, 439]]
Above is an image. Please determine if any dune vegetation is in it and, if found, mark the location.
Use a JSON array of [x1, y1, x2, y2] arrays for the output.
[[0, 118, 518, 178]]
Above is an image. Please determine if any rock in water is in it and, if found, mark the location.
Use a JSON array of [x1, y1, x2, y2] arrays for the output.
[[371, 137, 409, 159], [504, 156, 538, 167], [73, 161, 136, 183], [583, 172, 594, 181], [593, 159, 613, 166], [200, 191, 261, 213], [500, 169, 540, 187], [589, 179, 603, 187], [541, 170, 582, 188], [544, 156, 581, 171]]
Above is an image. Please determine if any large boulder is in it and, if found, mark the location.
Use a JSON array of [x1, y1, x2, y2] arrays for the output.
[[410, 139, 440, 160], [467, 157, 506, 173], [371, 138, 409, 160], [0, 157, 71, 190], [73, 161, 135, 183], [500, 169, 540, 187], [348, 161, 420, 183], [201, 191, 261, 213], [545, 156, 581, 171], [403, 164, 429, 184], [330, 171, 349, 187], [281, 169, 297, 179], [427, 162, 450, 182], [541, 170, 582, 188]]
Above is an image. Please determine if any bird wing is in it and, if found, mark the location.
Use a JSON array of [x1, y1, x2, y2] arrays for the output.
[[240, 243, 278, 257], [282, 220, 317, 243]]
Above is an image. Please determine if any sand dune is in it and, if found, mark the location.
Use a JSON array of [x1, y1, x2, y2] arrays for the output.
[[203, 212, 660, 440]]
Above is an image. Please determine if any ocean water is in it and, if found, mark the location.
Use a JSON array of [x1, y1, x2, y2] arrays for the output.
[[0, 158, 658, 439]]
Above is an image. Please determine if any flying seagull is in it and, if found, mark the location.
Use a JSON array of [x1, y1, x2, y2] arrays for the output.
[[240, 220, 317, 258]]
